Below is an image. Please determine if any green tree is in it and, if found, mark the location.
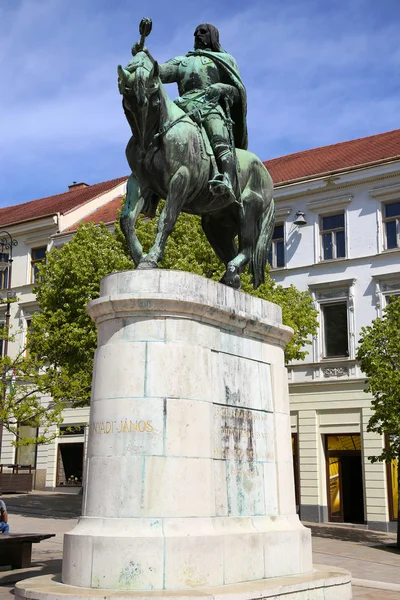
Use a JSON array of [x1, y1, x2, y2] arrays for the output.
[[0, 321, 64, 452], [356, 298, 400, 547], [31, 210, 318, 408], [29, 223, 134, 408], [116, 207, 318, 362]]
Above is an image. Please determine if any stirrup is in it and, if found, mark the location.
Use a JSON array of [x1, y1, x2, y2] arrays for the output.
[[209, 175, 236, 201]]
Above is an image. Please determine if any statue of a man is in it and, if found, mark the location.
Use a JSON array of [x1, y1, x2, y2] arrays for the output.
[[129, 23, 248, 201]]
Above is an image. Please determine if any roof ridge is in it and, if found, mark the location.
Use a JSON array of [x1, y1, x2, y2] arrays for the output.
[[264, 128, 400, 164], [64, 194, 124, 233], [0, 175, 128, 215]]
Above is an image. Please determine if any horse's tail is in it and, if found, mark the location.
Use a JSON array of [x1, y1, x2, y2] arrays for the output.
[[250, 198, 275, 289]]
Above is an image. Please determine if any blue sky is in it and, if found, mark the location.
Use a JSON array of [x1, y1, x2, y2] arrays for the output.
[[1, 0, 400, 207]]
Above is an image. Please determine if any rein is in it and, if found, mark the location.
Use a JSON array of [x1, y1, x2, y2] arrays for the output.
[[154, 94, 220, 141]]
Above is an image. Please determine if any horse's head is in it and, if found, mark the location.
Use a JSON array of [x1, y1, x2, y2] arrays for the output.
[[118, 52, 160, 108], [118, 55, 163, 149]]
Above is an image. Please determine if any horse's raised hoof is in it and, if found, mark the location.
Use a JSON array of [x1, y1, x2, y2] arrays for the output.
[[220, 272, 241, 290], [136, 258, 158, 270]]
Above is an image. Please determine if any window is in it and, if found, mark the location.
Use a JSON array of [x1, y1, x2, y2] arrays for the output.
[[386, 294, 400, 305], [267, 224, 285, 268], [60, 425, 85, 436], [292, 433, 300, 509], [25, 319, 32, 358], [0, 254, 9, 290], [322, 303, 349, 358], [310, 279, 355, 362], [31, 247, 46, 283], [320, 213, 345, 260], [16, 425, 38, 467], [383, 201, 400, 250]]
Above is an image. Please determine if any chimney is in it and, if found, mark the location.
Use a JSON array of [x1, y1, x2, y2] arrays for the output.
[[68, 181, 89, 191]]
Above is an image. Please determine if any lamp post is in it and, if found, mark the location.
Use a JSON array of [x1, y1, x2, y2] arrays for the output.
[[0, 231, 18, 357], [0, 231, 18, 463]]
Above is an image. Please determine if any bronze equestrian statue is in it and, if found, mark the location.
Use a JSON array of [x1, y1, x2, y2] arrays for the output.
[[118, 18, 274, 289]]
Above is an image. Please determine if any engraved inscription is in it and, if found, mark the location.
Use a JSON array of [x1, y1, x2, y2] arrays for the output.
[[213, 405, 273, 462], [91, 419, 154, 434]]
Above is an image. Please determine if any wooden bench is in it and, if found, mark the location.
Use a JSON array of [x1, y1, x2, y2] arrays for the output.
[[0, 533, 55, 568]]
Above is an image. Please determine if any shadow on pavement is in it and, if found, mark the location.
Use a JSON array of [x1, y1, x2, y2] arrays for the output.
[[2, 493, 82, 520], [307, 523, 396, 547], [0, 559, 62, 586], [370, 543, 400, 555]]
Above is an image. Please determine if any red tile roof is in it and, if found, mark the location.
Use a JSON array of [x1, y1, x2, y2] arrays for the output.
[[0, 176, 128, 228], [65, 196, 124, 232], [64, 130, 400, 232], [3, 129, 400, 232], [264, 128, 400, 185]]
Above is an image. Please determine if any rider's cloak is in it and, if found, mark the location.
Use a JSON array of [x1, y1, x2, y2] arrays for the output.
[[186, 49, 248, 151]]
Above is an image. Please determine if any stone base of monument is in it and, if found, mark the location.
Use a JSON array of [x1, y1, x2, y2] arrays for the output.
[[15, 271, 351, 599], [15, 566, 351, 600]]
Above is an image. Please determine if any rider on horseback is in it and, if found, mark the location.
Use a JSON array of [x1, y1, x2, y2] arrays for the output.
[[129, 23, 248, 202]]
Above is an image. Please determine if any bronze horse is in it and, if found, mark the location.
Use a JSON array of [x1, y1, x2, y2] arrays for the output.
[[118, 51, 274, 289]]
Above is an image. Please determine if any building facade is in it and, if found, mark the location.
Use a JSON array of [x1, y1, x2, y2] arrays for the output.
[[263, 129, 400, 532], [0, 129, 399, 531], [0, 177, 127, 490]]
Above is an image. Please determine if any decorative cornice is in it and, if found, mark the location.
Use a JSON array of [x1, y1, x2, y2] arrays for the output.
[[369, 182, 400, 200], [306, 194, 353, 213], [275, 207, 292, 219], [371, 271, 400, 282], [323, 366, 349, 378], [308, 278, 356, 290], [274, 168, 400, 202]]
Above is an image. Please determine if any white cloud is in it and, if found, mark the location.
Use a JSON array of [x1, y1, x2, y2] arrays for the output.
[[1, 0, 400, 205]]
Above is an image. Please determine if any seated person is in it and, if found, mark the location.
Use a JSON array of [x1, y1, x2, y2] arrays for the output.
[[0, 498, 9, 533]]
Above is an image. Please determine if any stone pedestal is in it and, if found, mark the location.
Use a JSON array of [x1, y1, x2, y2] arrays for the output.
[[16, 270, 351, 600]]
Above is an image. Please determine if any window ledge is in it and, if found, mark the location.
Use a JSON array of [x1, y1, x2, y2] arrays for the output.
[[269, 266, 287, 272], [321, 356, 351, 362], [318, 257, 349, 265], [379, 247, 400, 255]]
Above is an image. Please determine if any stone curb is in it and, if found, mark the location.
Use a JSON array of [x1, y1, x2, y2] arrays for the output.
[[352, 578, 400, 592]]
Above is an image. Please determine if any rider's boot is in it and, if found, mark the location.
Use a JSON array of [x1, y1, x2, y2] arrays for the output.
[[208, 143, 237, 202]]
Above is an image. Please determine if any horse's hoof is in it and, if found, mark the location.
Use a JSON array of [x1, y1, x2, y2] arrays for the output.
[[220, 274, 241, 289], [136, 259, 158, 270]]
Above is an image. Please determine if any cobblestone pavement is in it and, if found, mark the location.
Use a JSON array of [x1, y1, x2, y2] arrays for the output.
[[0, 494, 399, 599]]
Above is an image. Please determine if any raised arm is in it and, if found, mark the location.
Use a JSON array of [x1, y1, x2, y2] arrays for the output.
[[129, 43, 181, 84]]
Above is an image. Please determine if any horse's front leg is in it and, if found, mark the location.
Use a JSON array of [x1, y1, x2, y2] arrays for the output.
[[120, 173, 144, 266], [137, 166, 190, 269]]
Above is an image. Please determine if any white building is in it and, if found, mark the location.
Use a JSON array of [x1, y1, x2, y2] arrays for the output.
[[263, 128, 400, 532], [0, 177, 127, 490], [0, 128, 398, 531]]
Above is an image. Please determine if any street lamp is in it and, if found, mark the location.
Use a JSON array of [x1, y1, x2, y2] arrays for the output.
[[0, 231, 18, 358], [0, 231, 18, 464]]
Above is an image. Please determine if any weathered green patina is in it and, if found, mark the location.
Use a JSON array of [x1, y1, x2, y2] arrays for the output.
[[118, 19, 274, 289]]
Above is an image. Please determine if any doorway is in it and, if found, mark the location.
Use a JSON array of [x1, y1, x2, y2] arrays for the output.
[[326, 434, 365, 524], [56, 443, 84, 487]]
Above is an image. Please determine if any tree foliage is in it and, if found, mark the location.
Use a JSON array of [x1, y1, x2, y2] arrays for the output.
[[356, 297, 400, 546], [115, 206, 318, 362], [0, 321, 64, 448], [356, 298, 400, 462], [29, 223, 134, 408], [29, 207, 318, 413]]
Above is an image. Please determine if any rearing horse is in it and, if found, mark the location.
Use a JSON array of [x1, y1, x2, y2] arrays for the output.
[[119, 51, 274, 289]]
